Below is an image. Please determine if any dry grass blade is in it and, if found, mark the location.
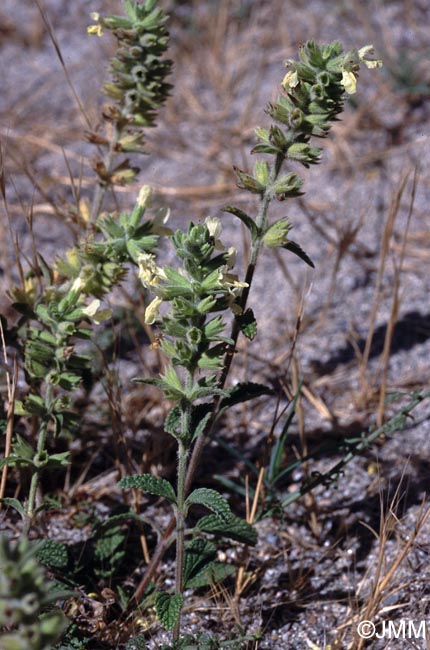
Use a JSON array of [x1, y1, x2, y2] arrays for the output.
[[358, 171, 411, 404], [0, 320, 17, 505], [376, 168, 418, 426], [335, 474, 430, 650]]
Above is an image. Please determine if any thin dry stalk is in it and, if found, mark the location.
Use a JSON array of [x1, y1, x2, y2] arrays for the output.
[[358, 171, 411, 403], [235, 465, 265, 598], [335, 474, 430, 650], [0, 320, 17, 505], [376, 169, 417, 426]]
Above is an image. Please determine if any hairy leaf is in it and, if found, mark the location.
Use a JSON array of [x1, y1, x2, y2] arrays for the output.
[[222, 205, 258, 240], [37, 540, 69, 569], [183, 538, 216, 586], [219, 382, 274, 414], [186, 561, 236, 589], [119, 473, 177, 504], [185, 488, 232, 522], [196, 515, 258, 546], [282, 241, 315, 268], [237, 308, 257, 340], [0, 497, 25, 518], [155, 591, 183, 630]]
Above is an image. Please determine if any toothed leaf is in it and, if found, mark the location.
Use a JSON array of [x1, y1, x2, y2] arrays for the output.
[[185, 488, 232, 522], [155, 591, 183, 630], [119, 473, 177, 504], [237, 308, 257, 340], [196, 514, 258, 546], [282, 241, 315, 268]]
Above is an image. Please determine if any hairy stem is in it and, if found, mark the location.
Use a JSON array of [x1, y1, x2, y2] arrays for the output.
[[25, 383, 54, 529], [173, 437, 188, 641]]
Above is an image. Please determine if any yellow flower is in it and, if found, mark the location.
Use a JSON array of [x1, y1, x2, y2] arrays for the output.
[[358, 45, 383, 70], [341, 45, 382, 95], [205, 216, 223, 249], [145, 297, 163, 324], [282, 69, 299, 91], [82, 299, 112, 324], [137, 253, 166, 288], [137, 185, 153, 209], [218, 271, 248, 297], [87, 14, 103, 37], [87, 24, 103, 37], [341, 69, 357, 94]]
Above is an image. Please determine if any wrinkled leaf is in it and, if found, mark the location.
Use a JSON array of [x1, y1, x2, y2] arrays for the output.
[[196, 514, 258, 546], [183, 538, 216, 586], [119, 473, 177, 504], [186, 561, 236, 589], [237, 308, 257, 340], [37, 540, 69, 568], [185, 488, 232, 522], [219, 382, 274, 414], [155, 591, 183, 630]]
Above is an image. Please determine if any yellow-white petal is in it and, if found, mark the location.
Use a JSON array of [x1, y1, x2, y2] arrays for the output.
[[341, 70, 357, 94], [282, 69, 299, 90], [205, 216, 222, 239], [137, 185, 153, 209], [144, 297, 163, 324]]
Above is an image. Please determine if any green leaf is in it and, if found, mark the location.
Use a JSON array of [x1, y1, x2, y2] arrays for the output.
[[254, 159, 270, 186], [37, 540, 69, 568], [163, 365, 184, 391], [237, 308, 257, 340], [185, 488, 232, 522], [0, 497, 25, 518], [191, 408, 212, 442], [162, 266, 194, 298], [47, 451, 70, 468], [219, 382, 274, 414], [282, 240, 315, 268], [0, 455, 35, 470], [94, 525, 126, 578], [233, 167, 265, 194], [186, 561, 236, 589], [164, 405, 181, 437], [183, 538, 216, 587], [119, 473, 177, 504], [132, 376, 165, 387], [263, 218, 291, 248], [155, 591, 183, 630], [196, 515, 258, 546], [222, 206, 258, 240], [97, 511, 150, 533]]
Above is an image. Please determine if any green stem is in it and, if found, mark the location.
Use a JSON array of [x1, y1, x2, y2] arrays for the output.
[[173, 438, 187, 641], [25, 384, 54, 529], [25, 423, 47, 522], [173, 387, 192, 641]]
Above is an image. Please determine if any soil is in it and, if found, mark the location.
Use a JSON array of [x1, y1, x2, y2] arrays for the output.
[[1, 1, 430, 649]]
